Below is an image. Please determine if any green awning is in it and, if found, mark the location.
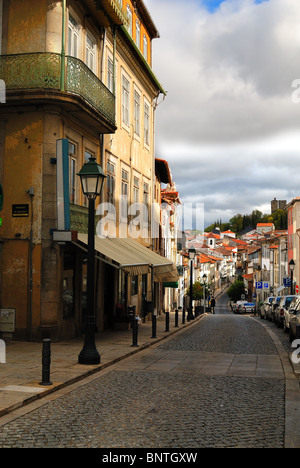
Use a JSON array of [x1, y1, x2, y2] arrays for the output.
[[163, 282, 179, 288]]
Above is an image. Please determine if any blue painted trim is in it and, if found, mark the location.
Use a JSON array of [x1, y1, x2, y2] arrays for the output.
[[61, 139, 70, 231]]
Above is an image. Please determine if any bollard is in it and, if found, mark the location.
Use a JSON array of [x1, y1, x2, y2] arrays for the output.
[[39, 339, 52, 386], [175, 309, 179, 328], [151, 313, 157, 339], [296, 324, 300, 340], [165, 311, 170, 332], [131, 306, 139, 347], [182, 308, 186, 324]]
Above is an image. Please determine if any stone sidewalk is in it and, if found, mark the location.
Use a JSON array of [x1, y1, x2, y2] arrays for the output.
[[0, 311, 202, 417]]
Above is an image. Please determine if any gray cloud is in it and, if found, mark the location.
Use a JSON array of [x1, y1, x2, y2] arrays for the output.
[[145, 0, 300, 226]]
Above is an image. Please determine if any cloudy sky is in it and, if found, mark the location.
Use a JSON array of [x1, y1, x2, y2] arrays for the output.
[[144, 0, 300, 228]]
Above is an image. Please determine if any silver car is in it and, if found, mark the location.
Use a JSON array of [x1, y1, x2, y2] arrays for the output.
[[284, 296, 300, 334], [268, 296, 282, 322], [260, 297, 274, 319], [289, 299, 300, 342], [275, 295, 299, 330]]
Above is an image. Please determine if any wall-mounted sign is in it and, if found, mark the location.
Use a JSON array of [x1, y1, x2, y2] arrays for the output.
[[0, 308, 15, 333], [12, 204, 29, 217]]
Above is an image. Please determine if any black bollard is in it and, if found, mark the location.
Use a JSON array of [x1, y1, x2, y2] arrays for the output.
[[39, 338, 52, 386], [165, 311, 170, 332], [131, 306, 139, 347], [151, 313, 157, 338], [182, 308, 186, 324], [175, 309, 179, 328]]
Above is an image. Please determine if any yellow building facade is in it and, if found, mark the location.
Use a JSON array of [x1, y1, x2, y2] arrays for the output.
[[0, 0, 168, 341]]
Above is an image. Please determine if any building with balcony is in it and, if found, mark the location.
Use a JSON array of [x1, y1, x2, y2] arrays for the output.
[[0, 0, 173, 341]]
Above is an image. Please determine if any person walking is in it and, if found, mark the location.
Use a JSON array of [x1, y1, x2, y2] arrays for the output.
[[211, 297, 216, 314]]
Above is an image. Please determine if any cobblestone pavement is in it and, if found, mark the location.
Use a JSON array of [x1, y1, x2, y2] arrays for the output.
[[0, 300, 290, 449]]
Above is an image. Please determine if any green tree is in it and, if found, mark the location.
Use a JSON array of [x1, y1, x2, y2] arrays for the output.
[[227, 280, 245, 302]]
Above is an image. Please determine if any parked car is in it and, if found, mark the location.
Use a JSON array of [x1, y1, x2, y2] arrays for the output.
[[284, 296, 300, 333], [232, 300, 247, 313], [260, 296, 274, 319], [237, 302, 255, 314], [267, 296, 282, 322], [289, 299, 300, 342], [274, 295, 299, 329]]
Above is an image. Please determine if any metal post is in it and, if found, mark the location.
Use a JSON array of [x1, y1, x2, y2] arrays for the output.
[[151, 313, 157, 338], [175, 309, 179, 327], [78, 197, 100, 365], [165, 311, 169, 332], [39, 339, 52, 386], [182, 308, 186, 324], [131, 306, 138, 347]]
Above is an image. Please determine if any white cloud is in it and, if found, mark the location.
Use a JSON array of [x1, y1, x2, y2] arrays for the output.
[[144, 0, 300, 226]]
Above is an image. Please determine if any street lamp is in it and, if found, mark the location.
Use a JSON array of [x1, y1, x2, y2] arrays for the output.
[[77, 157, 106, 365], [289, 259, 295, 295], [188, 248, 196, 320], [203, 274, 207, 313]]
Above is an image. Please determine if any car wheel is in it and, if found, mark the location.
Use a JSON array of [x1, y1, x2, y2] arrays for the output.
[[284, 321, 288, 333], [289, 327, 294, 343]]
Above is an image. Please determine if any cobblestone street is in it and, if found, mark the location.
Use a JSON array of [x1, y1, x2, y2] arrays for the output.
[[0, 297, 296, 449]]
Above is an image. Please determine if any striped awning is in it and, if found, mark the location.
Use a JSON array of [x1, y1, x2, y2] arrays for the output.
[[76, 234, 179, 282]]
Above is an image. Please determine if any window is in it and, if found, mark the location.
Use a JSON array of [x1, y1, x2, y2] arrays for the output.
[[121, 169, 129, 219], [144, 102, 150, 146], [69, 142, 77, 204], [85, 150, 94, 163], [122, 75, 130, 127], [134, 90, 140, 136], [107, 56, 114, 93], [107, 161, 115, 208], [86, 33, 95, 72], [68, 14, 80, 58], [143, 183, 149, 224], [135, 20, 140, 49], [133, 177, 139, 204], [143, 35, 148, 61], [126, 5, 132, 36]]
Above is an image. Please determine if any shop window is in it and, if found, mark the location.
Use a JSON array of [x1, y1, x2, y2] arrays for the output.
[[63, 252, 75, 318]]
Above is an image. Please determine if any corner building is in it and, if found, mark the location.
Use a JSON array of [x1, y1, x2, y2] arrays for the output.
[[0, 0, 176, 341]]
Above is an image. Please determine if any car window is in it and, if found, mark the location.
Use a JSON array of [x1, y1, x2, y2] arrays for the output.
[[285, 297, 294, 307]]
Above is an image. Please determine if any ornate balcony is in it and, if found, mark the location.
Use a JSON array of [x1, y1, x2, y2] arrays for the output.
[[0, 52, 116, 133]]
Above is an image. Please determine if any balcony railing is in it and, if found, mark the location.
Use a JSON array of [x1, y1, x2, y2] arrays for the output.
[[0, 52, 115, 126]]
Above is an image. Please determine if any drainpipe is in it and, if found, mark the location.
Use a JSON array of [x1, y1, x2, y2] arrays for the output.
[[61, 0, 66, 91]]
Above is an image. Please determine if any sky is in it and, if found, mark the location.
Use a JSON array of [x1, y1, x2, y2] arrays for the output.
[[144, 0, 300, 228]]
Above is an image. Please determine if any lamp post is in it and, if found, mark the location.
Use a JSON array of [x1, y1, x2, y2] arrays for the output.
[[77, 157, 106, 365], [289, 259, 295, 295], [203, 274, 207, 313], [188, 248, 196, 320]]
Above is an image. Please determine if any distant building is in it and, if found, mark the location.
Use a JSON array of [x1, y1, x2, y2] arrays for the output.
[[271, 197, 286, 214]]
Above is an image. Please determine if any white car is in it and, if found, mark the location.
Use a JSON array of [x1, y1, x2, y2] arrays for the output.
[[260, 297, 274, 319], [283, 296, 300, 333], [275, 295, 299, 329], [237, 302, 255, 314], [233, 301, 247, 313]]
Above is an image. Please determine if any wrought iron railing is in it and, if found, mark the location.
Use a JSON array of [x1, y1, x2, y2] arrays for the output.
[[0, 52, 115, 126]]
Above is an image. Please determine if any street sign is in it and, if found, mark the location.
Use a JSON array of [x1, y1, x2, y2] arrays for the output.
[[284, 277, 291, 287], [263, 282, 269, 291], [296, 285, 299, 294], [255, 282, 262, 289]]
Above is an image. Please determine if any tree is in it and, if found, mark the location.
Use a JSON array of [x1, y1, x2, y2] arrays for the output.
[[227, 280, 245, 302], [187, 281, 203, 300]]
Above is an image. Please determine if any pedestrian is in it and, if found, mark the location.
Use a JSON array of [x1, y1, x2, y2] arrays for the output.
[[211, 297, 216, 314]]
